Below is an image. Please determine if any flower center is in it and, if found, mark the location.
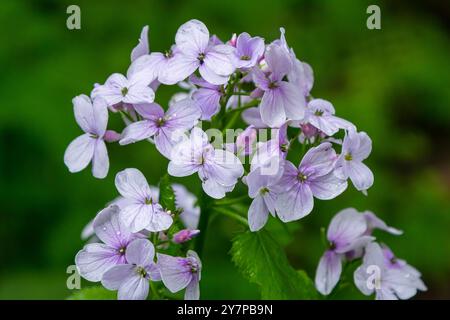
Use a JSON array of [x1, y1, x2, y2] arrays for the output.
[[297, 172, 308, 182], [314, 110, 324, 116], [344, 153, 353, 161], [329, 241, 336, 250], [157, 117, 166, 127], [197, 52, 206, 64], [260, 187, 269, 195], [90, 133, 99, 139], [240, 55, 251, 61], [121, 87, 128, 96], [118, 247, 126, 255], [280, 143, 289, 153], [136, 266, 147, 278], [268, 81, 278, 89], [145, 197, 152, 205], [164, 49, 173, 58]]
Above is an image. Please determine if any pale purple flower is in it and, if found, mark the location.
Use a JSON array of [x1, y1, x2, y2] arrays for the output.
[[91, 72, 155, 108], [334, 129, 374, 193], [275, 143, 348, 221], [304, 99, 355, 136], [172, 229, 200, 244], [381, 245, 426, 291], [119, 98, 201, 158], [131, 25, 149, 62], [276, 28, 314, 98], [364, 211, 403, 236], [157, 250, 202, 300], [315, 208, 374, 295], [232, 32, 265, 69], [102, 239, 161, 300], [130, 45, 182, 86], [161, 19, 235, 85], [115, 168, 173, 232], [190, 75, 223, 120], [225, 125, 257, 157], [242, 107, 267, 128], [64, 95, 110, 179], [168, 127, 244, 199], [245, 167, 278, 232], [253, 43, 306, 127], [75, 205, 141, 282], [250, 123, 289, 178], [354, 242, 426, 300], [173, 183, 201, 229]]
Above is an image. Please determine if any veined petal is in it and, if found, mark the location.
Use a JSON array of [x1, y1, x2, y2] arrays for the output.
[[92, 139, 109, 179], [115, 168, 152, 202], [118, 274, 149, 300], [315, 250, 342, 295], [275, 183, 314, 222], [199, 63, 230, 85], [166, 98, 201, 129], [125, 238, 155, 266], [102, 264, 135, 290], [64, 134, 95, 173], [146, 208, 173, 232], [175, 19, 209, 53], [75, 243, 121, 282], [123, 84, 155, 104], [327, 208, 368, 251], [162, 54, 199, 85], [347, 161, 374, 191], [279, 81, 305, 121], [120, 120, 159, 145], [260, 89, 286, 127], [93, 205, 134, 248], [248, 195, 270, 232], [131, 25, 149, 62], [185, 275, 200, 300], [309, 172, 347, 200], [157, 253, 193, 293], [120, 203, 153, 233], [73, 94, 95, 133]]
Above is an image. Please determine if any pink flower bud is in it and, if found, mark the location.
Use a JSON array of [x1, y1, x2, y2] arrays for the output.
[[172, 229, 200, 244], [104, 130, 121, 142]]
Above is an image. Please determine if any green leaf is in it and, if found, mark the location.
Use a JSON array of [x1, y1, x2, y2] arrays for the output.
[[159, 174, 175, 212], [67, 286, 116, 300], [230, 230, 317, 299]]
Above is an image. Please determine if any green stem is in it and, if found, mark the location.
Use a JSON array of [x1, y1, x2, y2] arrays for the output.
[[212, 206, 249, 226], [194, 193, 213, 259], [149, 281, 161, 300], [214, 195, 249, 206]]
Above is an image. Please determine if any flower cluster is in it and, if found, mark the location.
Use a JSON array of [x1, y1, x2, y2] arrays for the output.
[[65, 19, 423, 300], [315, 208, 426, 299]]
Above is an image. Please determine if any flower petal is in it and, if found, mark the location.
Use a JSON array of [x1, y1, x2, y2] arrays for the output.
[[157, 254, 192, 293], [118, 274, 149, 300], [131, 25, 149, 62], [275, 183, 314, 222], [102, 264, 135, 290], [64, 134, 95, 173], [75, 243, 121, 282], [260, 89, 286, 127], [115, 168, 152, 202], [315, 250, 342, 295], [120, 203, 153, 233], [309, 172, 347, 200], [175, 19, 209, 53], [125, 238, 155, 266], [92, 139, 109, 179], [93, 205, 134, 247], [347, 161, 374, 191], [248, 195, 270, 232]]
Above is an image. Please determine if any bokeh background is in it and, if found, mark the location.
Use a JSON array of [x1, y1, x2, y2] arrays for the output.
[[0, 0, 449, 299]]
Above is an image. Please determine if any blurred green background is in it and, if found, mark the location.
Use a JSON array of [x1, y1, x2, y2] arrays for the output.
[[0, 0, 449, 299]]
